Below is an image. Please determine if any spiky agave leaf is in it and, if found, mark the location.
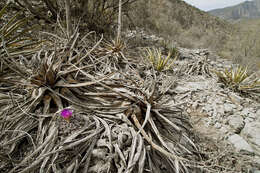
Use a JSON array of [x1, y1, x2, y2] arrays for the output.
[[216, 65, 260, 99], [238, 71, 260, 99], [30, 51, 58, 87], [145, 47, 176, 72], [66, 66, 201, 172], [104, 39, 125, 54], [0, 3, 43, 83], [215, 65, 248, 90], [0, 6, 42, 58]]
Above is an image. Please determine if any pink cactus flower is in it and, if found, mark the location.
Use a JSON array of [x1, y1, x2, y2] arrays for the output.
[[61, 109, 73, 122]]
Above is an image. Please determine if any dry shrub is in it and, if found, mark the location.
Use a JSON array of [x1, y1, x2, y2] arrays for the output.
[[126, 0, 232, 50], [11, 0, 136, 34]]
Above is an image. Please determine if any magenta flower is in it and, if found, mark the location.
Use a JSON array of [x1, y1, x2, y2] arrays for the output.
[[61, 109, 73, 122]]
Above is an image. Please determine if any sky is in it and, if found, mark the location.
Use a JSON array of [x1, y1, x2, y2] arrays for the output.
[[183, 0, 251, 11]]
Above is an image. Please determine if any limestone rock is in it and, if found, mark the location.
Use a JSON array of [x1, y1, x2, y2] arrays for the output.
[[174, 81, 209, 93], [256, 108, 260, 122], [241, 108, 256, 123], [228, 115, 244, 133], [241, 122, 260, 153], [223, 103, 236, 115], [214, 122, 222, 129], [257, 108, 260, 115], [254, 156, 260, 165], [228, 92, 244, 105], [241, 108, 256, 117], [228, 134, 254, 153]]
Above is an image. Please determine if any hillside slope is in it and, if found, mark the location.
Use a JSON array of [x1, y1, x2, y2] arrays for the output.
[[126, 0, 233, 49], [209, 0, 260, 21]]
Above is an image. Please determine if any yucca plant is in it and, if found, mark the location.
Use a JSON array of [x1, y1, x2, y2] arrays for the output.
[[215, 65, 249, 90], [161, 40, 179, 59], [145, 47, 176, 71], [168, 46, 179, 59], [215, 65, 260, 98]]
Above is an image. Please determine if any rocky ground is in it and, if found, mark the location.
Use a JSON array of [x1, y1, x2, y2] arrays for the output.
[[1, 5, 260, 170], [124, 29, 260, 172], [128, 28, 260, 166], [175, 48, 260, 171]]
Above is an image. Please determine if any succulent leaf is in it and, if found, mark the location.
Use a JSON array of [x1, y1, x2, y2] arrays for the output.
[[145, 47, 176, 72]]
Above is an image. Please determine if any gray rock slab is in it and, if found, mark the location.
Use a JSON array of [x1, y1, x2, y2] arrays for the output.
[[254, 156, 260, 165], [241, 108, 257, 123], [241, 108, 256, 117], [228, 115, 244, 133], [224, 103, 236, 115], [256, 108, 260, 122], [257, 109, 260, 115], [228, 134, 254, 153], [214, 122, 222, 129], [241, 122, 260, 152], [228, 92, 244, 105], [174, 82, 209, 93]]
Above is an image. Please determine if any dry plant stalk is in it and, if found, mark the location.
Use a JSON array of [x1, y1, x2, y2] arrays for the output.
[[117, 0, 122, 42], [65, 0, 72, 38]]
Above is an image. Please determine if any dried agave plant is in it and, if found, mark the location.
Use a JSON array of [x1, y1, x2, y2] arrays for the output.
[[215, 65, 260, 98], [0, 2, 43, 84], [0, 38, 204, 172], [0, 4, 42, 58], [184, 55, 212, 77], [104, 39, 125, 56], [93, 38, 126, 61], [0, 3, 204, 172], [0, 38, 118, 173], [238, 71, 260, 93]]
